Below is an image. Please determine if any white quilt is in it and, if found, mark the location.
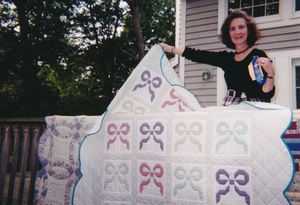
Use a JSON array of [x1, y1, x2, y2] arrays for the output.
[[73, 46, 294, 205]]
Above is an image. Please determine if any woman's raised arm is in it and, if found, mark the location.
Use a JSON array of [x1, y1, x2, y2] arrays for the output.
[[158, 43, 185, 56]]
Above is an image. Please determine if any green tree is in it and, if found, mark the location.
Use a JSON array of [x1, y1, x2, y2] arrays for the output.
[[122, 0, 175, 53], [0, 0, 175, 117], [0, 0, 77, 117], [67, 0, 136, 114]]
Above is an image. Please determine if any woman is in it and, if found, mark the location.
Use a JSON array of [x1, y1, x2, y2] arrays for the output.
[[159, 10, 275, 106]]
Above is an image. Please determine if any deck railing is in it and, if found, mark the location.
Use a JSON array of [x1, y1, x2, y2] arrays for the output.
[[0, 118, 46, 205]]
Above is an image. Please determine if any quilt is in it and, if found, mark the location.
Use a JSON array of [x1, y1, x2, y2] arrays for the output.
[[72, 46, 294, 205], [34, 115, 101, 204]]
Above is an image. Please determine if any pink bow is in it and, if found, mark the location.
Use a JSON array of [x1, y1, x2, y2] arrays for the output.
[[107, 123, 130, 150], [139, 163, 164, 195]]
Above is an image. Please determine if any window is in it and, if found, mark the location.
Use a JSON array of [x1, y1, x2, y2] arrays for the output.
[[219, 1, 300, 31], [296, 66, 300, 108], [296, 0, 300, 11], [228, 0, 280, 17]]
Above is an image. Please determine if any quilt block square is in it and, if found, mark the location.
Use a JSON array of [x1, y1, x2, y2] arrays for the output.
[[171, 163, 207, 203], [130, 67, 164, 104], [104, 120, 132, 153], [213, 117, 251, 156], [172, 119, 206, 155], [137, 119, 167, 154], [102, 160, 131, 194], [137, 160, 166, 199], [214, 166, 252, 205]]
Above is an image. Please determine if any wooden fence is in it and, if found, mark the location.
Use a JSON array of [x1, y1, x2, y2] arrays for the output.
[[0, 118, 46, 205]]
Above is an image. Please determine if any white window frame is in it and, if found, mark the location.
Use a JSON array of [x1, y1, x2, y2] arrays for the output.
[[292, 0, 300, 18], [218, 0, 300, 32], [292, 58, 300, 109], [265, 50, 300, 109]]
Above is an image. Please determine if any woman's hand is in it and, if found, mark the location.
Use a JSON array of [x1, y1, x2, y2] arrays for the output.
[[157, 43, 172, 53], [157, 43, 185, 55], [257, 57, 275, 78], [257, 57, 275, 93]]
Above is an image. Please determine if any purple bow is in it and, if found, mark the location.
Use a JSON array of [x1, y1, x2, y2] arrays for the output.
[[139, 122, 164, 150], [132, 70, 162, 102], [216, 169, 250, 205]]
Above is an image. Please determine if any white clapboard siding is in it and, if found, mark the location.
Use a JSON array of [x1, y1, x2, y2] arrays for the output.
[[257, 26, 300, 51], [186, 29, 218, 40], [184, 0, 223, 107], [257, 31, 300, 52]]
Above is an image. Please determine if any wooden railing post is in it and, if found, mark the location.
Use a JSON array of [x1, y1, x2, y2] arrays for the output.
[[7, 126, 21, 204], [17, 126, 31, 205], [0, 126, 12, 204], [28, 125, 42, 204]]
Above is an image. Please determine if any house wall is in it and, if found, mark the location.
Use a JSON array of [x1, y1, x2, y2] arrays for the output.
[[257, 23, 300, 108], [184, 0, 225, 107], [182, 0, 300, 108]]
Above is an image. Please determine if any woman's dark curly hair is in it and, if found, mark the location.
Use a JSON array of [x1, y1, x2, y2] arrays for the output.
[[219, 10, 261, 49]]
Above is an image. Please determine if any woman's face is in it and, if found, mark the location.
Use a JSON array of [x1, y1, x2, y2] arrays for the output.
[[229, 17, 249, 47]]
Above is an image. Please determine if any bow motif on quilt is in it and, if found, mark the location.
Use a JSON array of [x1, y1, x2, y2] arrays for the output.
[[104, 162, 130, 191], [216, 169, 250, 205], [174, 121, 203, 152], [140, 163, 164, 195], [132, 70, 162, 102], [115, 100, 145, 115], [161, 88, 189, 111], [216, 120, 248, 153], [107, 123, 130, 150], [140, 122, 164, 151], [174, 166, 203, 200]]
